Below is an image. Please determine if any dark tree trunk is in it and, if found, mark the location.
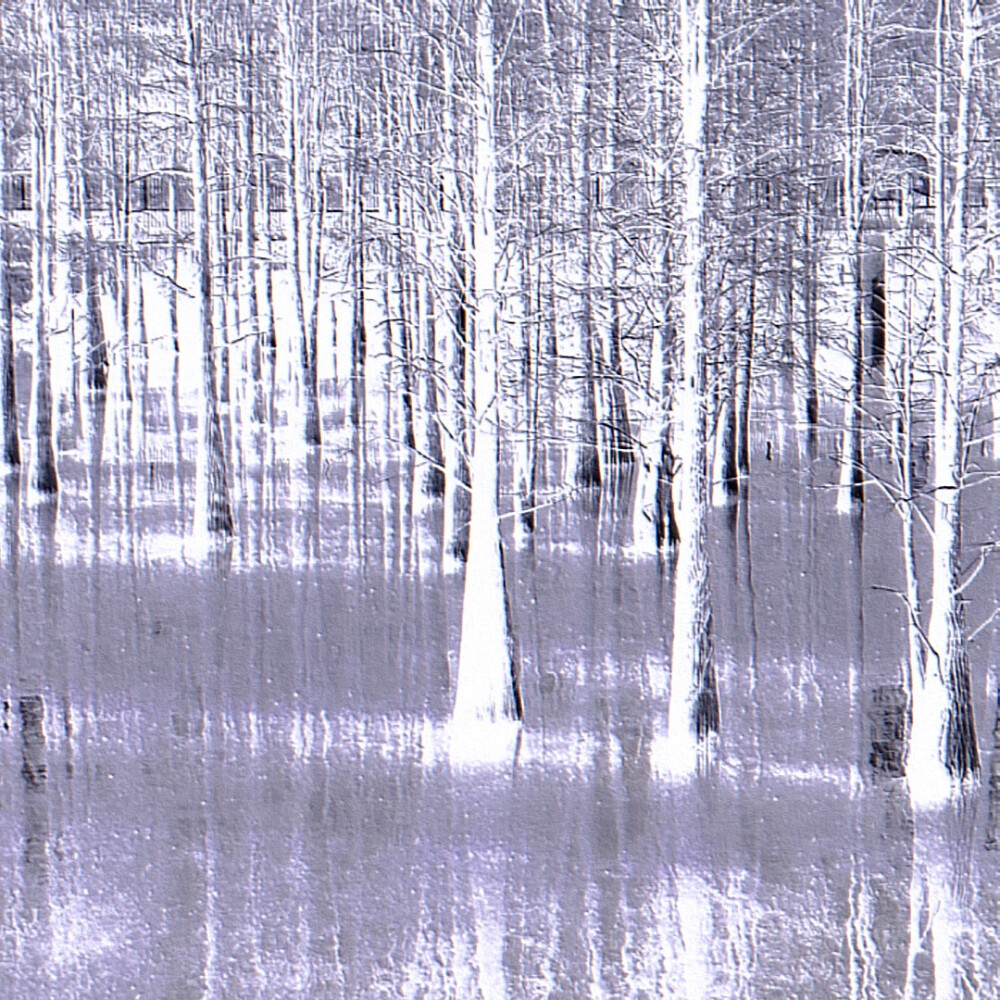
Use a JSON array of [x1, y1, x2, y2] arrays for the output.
[[1, 231, 20, 467]]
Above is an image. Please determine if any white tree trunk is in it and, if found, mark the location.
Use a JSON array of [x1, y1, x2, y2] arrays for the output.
[[908, 0, 979, 806], [49, 2, 72, 335], [632, 41, 672, 558], [566, 34, 601, 489], [440, 19, 472, 575], [278, 0, 320, 446], [183, 0, 233, 544], [838, 0, 865, 514], [452, 0, 521, 751], [664, 0, 716, 777]]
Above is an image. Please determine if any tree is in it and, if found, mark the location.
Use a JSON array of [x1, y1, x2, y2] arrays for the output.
[[182, 0, 234, 539], [451, 0, 523, 745], [907, 0, 980, 805], [837, 0, 869, 513], [29, 0, 61, 496], [664, 0, 718, 775]]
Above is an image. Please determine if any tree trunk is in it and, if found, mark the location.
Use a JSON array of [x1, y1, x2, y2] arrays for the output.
[[440, 26, 472, 571], [184, 0, 233, 539], [452, 0, 522, 736], [279, 0, 320, 447], [1, 137, 21, 468], [78, 25, 109, 394], [910, 0, 979, 804], [839, 0, 866, 512], [665, 0, 717, 775], [241, 2, 265, 424], [601, 0, 634, 469], [31, 0, 59, 496], [567, 22, 601, 490], [348, 106, 367, 436], [419, 262, 445, 497]]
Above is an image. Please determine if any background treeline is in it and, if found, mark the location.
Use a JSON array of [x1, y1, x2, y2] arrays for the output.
[[5, 0, 987, 531]]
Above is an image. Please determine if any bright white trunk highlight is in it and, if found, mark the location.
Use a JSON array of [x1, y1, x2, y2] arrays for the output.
[[664, 0, 714, 780], [450, 0, 520, 760]]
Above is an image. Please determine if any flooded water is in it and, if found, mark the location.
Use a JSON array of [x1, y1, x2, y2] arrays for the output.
[[3, 379, 1000, 998]]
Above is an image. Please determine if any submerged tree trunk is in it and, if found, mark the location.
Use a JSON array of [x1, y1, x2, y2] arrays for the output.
[[665, 0, 717, 776], [735, 240, 756, 483], [184, 0, 233, 539], [419, 264, 445, 497], [306, 165, 324, 448], [443, 274, 472, 569], [439, 21, 472, 572], [909, 0, 979, 804], [277, 0, 320, 447], [838, 0, 866, 513], [633, 41, 679, 556], [78, 30, 109, 395], [452, 0, 522, 737], [601, 0, 633, 470], [1, 153, 21, 468], [240, 3, 265, 425], [31, 0, 59, 496], [348, 215, 366, 434], [82, 202, 108, 392], [566, 19, 602, 490], [895, 301, 924, 721]]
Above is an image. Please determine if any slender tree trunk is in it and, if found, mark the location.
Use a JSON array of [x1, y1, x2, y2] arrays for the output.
[[419, 261, 445, 497], [120, 5, 135, 408], [216, 150, 232, 407], [567, 17, 602, 489], [414, 35, 445, 499], [183, 0, 233, 538], [279, 0, 320, 446], [170, 144, 181, 355], [349, 239, 366, 433], [82, 194, 108, 392], [803, 198, 819, 450], [839, 0, 866, 511], [440, 26, 472, 570], [444, 265, 472, 568], [602, 0, 633, 469], [633, 39, 678, 555], [241, 3, 265, 423], [77, 26, 109, 394], [1, 139, 21, 467], [31, 0, 59, 496], [348, 108, 366, 435], [1, 242, 19, 469], [306, 165, 324, 447], [736, 236, 756, 481], [896, 326, 924, 709], [392, 181, 415, 451], [512, 230, 536, 543]]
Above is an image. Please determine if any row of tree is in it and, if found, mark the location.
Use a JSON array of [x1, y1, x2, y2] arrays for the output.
[[2, 0, 1000, 802]]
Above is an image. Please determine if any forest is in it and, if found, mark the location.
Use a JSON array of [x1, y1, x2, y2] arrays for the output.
[[3, 0, 1000, 876]]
